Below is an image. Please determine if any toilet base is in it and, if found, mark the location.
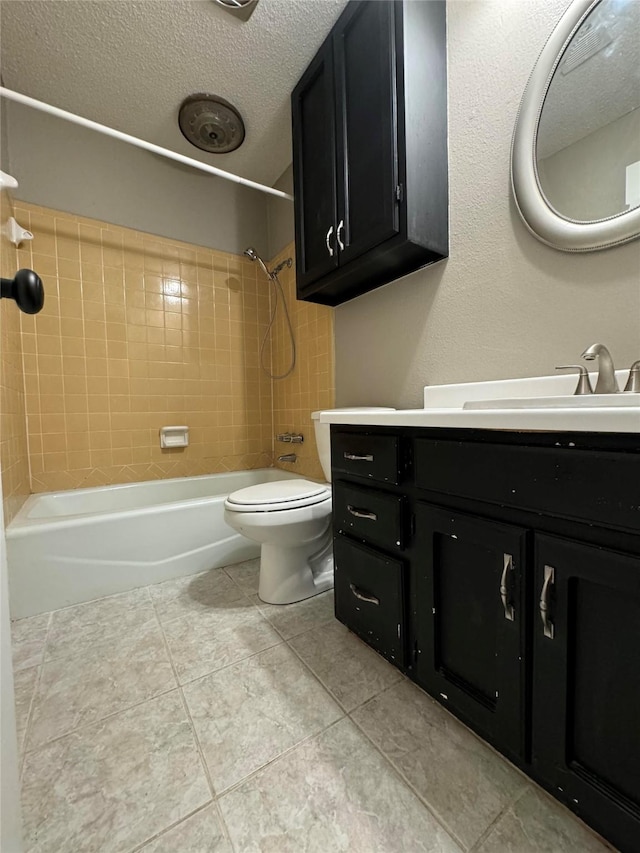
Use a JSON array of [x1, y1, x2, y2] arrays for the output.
[[258, 527, 334, 605]]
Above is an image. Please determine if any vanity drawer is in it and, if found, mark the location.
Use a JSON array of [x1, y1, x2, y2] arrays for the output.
[[331, 431, 401, 485], [414, 439, 640, 532], [334, 535, 406, 666], [333, 481, 407, 550]]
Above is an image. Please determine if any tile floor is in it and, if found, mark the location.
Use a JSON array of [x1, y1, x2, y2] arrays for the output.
[[12, 559, 616, 853]]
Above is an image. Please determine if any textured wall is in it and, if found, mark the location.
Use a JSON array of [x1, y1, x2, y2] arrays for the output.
[[335, 0, 640, 410], [270, 243, 334, 482], [5, 102, 270, 259], [267, 165, 295, 259], [17, 202, 273, 492], [0, 190, 30, 523]]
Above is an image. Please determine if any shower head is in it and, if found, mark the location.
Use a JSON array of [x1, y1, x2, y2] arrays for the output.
[[243, 246, 272, 279]]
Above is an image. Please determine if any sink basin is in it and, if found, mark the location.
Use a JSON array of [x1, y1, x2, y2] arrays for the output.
[[464, 393, 640, 410]]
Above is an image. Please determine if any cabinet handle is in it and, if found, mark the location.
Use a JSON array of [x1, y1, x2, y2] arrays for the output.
[[343, 452, 374, 462], [500, 553, 515, 622], [350, 583, 380, 606], [325, 225, 334, 257], [337, 219, 345, 250], [347, 504, 378, 521], [540, 565, 555, 639]]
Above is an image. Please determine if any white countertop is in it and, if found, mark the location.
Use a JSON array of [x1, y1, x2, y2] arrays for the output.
[[320, 371, 640, 434]]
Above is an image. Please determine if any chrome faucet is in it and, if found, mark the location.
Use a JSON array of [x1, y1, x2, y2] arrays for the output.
[[277, 453, 297, 463], [624, 360, 640, 393], [580, 343, 619, 394]]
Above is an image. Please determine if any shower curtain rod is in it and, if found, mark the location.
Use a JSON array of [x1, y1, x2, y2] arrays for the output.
[[0, 87, 294, 202]]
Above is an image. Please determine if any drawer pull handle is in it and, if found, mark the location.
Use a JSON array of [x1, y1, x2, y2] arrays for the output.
[[500, 553, 515, 622], [350, 583, 379, 606], [343, 452, 374, 462], [540, 565, 555, 640], [347, 504, 378, 521]]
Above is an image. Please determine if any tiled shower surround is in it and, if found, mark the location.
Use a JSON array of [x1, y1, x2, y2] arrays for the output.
[[12, 201, 334, 493], [0, 190, 30, 523], [270, 243, 334, 482]]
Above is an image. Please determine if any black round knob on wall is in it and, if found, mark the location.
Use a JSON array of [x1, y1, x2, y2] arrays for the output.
[[0, 269, 45, 314]]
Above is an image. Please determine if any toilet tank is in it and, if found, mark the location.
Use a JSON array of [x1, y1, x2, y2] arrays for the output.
[[311, 408, 396, 483]]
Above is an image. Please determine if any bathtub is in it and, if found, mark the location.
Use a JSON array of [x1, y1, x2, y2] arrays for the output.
[[7, 469, 297, 619]]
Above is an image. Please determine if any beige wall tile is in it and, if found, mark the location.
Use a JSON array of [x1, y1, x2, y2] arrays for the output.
[[7, 206, 334, 496], [270, 243, 335, 482], [0, 190, 31, 522], [19, 204, 281, 491]]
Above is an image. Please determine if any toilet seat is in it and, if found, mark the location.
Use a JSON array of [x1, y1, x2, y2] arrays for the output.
[[225, 478, 331, 513]]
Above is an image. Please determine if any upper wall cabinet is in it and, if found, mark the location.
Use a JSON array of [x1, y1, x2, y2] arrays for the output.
[[291, 0, 448, 306]]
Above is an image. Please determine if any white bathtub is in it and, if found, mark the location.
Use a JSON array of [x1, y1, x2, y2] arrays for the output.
[[7, 469, 297, 618]]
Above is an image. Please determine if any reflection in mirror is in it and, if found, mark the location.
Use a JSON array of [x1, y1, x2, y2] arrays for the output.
[[536, 0, 640, 222]]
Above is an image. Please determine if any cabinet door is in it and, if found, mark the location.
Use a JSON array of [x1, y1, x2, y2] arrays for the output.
[[333, 0, 400, 266], [291, 42, 339, 290], [533, 535, 640, 851], [414, 504, 527, 758]]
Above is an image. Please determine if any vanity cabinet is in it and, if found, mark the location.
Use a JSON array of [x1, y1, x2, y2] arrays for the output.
[[291, 0, 448, 306], [331, 425, 640, 853], [413, 505, 527, 760], [532, 535, 640, 850]]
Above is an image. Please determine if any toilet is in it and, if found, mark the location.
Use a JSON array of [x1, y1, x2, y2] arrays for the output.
[[224, 408, 394, 605]]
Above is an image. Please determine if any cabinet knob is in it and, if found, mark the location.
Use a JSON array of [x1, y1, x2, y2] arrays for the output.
[[337, 219, 345, 250], [325, 225, 334, 257]]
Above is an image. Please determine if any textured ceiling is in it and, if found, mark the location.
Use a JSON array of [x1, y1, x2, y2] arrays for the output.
[[0, 0, 349, 186]]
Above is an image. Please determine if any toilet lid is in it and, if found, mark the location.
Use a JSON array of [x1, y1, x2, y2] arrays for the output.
[[225, 479, 331, 512]]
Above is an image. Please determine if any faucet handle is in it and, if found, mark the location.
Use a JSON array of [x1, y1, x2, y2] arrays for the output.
[[555, 365, 593, 395], [623, 360, 640, 393]]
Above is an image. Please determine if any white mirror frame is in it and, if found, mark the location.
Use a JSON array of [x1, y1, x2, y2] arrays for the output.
[[511, 0, 640, 252]]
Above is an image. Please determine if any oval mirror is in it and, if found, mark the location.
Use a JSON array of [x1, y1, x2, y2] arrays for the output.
[[512, 0, 640, 252]]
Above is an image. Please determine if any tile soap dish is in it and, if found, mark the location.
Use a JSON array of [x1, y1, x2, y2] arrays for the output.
[[160, 425, 189, 448]]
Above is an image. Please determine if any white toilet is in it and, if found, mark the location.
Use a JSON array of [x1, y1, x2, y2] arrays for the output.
[[224, 408, 394, 605]]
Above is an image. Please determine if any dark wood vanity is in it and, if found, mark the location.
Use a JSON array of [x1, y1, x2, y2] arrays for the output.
[[291, 0, 448, 306], [332, 425, 640, 853]]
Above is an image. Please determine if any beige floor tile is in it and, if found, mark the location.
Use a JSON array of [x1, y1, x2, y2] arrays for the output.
[[11, 612, 50, 671], [46, 587, 156, 661], [27, 622, 176, 750], [224, 558, 260, 594], [162, 597, 281, 684], [475, 786, 616, 853], [289, 620, 402, 711], [21, 691, 211, 853], [149, 569, 246, 624], [13, 666, 40, 758], [137, 804, 231, 852], [184, 643, 343, 792], [219, 717, 462, 853], [352, 680, 528, 850], [253, 589, 336, 640]]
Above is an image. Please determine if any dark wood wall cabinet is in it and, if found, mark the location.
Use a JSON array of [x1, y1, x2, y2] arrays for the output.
[[331, 425, 640, 853], [291, 0, 448, 306]]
